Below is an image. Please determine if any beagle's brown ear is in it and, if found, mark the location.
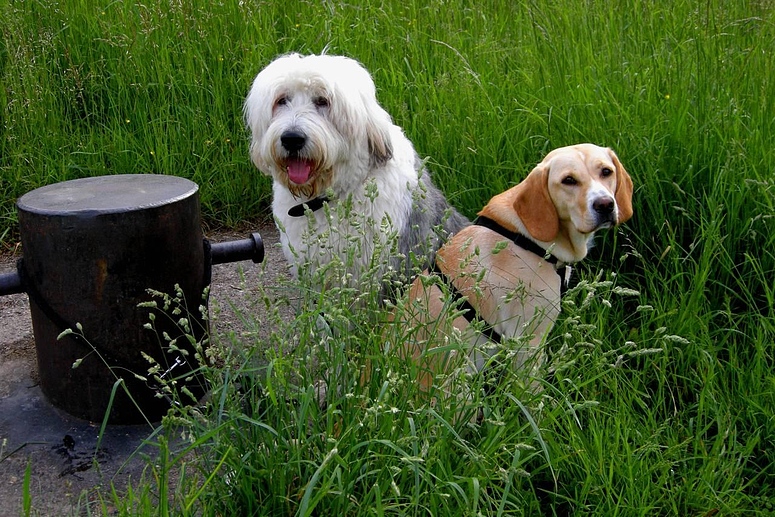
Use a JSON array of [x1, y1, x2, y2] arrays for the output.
[[608, 149, 634, 225], [513, 164, 559, 242]]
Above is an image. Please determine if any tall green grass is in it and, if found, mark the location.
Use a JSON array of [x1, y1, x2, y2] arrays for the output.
[[2, 0, 774, 514]]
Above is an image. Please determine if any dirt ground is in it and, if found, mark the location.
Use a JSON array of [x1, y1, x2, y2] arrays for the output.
[[0, 221, 290, 516]]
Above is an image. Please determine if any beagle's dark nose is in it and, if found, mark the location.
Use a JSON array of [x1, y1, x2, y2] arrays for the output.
[[280, 130, 306, 152], [593, 197, 615, 216]]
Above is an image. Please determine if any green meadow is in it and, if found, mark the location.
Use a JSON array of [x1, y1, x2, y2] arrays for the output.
[[2, 0, 774, 515]]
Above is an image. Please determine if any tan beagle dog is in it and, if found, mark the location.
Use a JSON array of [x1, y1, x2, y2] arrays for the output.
[[401, 143, 633, 392]]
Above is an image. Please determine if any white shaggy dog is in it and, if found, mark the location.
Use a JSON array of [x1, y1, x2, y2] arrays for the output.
[[244, 53, 468, 293]]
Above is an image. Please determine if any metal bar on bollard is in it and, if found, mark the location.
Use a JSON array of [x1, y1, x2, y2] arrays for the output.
[[209, 232, 264, 265], [0, 270, 23, 296]]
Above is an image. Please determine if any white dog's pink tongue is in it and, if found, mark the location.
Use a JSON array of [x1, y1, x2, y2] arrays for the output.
[[287, 159, 313, 185]]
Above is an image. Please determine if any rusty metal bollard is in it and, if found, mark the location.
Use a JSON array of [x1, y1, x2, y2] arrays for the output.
[[0, 175, 263, 424]]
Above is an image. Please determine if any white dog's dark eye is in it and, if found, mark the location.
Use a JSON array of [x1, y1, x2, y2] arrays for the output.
[[601, 167, 614, 177], [275, 96, 289, 107], [561, 176, 578, 186], [313, 96, 330, 109]]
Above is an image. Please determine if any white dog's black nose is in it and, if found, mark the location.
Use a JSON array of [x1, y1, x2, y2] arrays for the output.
[[281, 130, 306, 152]]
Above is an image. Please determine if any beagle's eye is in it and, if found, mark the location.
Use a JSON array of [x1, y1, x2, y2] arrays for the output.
[[313, 96, 330, 109], [561, 176, 578, 186], [601, 167, 614, 177]]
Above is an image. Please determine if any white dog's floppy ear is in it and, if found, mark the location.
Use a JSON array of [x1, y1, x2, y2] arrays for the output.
[[243, 70, 275, 175], [608, 148, 634, 224], [366, 116, 393, 167], [513, 163, 559, 242], [243, 72, 272, 139], [360, 93, 394, 167], [316, 55, 394, 167], [244, 100, 270, 175]]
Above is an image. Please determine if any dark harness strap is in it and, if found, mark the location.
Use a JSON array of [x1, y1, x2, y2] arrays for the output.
[[473, 215, 570, 294], [430, 260, 504, 344], [431, 216, 572, 345], [473, 216, 558, 264]]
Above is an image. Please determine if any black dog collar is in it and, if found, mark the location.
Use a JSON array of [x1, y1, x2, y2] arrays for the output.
[[287, 195, 330, 217]]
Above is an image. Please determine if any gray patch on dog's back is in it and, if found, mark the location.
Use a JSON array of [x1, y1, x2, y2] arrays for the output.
[[393, 159, 470, 285]]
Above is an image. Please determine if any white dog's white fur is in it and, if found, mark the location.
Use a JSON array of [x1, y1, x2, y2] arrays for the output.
[[245, 53, 467, 291]]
